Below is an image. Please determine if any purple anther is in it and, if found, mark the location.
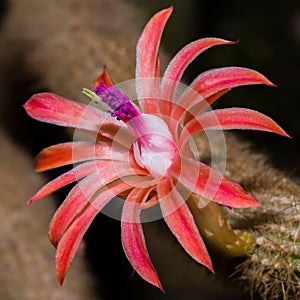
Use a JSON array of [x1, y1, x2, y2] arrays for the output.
[[112, 101, 140, 122], [94, 80, 106, 95], [94, 81, 140, 122]]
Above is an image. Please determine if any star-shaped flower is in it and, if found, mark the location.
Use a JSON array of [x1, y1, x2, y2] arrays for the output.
[[24, 7, 288, 290]]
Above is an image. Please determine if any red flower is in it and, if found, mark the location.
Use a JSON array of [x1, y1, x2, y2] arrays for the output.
[[24, 7, 288, 290]]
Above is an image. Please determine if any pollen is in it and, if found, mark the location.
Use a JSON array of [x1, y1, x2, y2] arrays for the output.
[[94, 80, 140, 122], [112, 102, 140, 122]]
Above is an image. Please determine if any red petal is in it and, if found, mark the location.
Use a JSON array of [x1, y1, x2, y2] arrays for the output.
[[35, 141, 129, 172], [29, 160, 127, 204], [49, 161, 147, 247], [180, 107, 289, 145], [161, 39, 235, 115], [157, 178, 213, 271], [56, 178, 136, 285], [174, 67, 275, 123], [170, 156, 260, 208], [56, 204, 98, 286], [136, 7, 172, 114], [136, 7, 172, 79], [24, 93, 122, 134], [121, 188, 163, 290], [190, 67, 275, 100], [49, 171, 109, 248], [93, 66, 114, 88]]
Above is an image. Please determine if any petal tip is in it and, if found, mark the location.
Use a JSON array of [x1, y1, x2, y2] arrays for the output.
[[233, 192, 261, 208], [57, 275, 65, 287], [268, 119, 290, 138], [158, 282, 165, 293], [251, 200, 261, 207], [202, 256, 214, 273], [217, 38, 239, 46], [265, 79, 277, 87], [280, 129, 292, 138], [27, 193, 42, 204], [150, 275, 164, 292], [209, 264, 215, 274], [26, 199, 34, 205], [162, 5, 173, 14], [242, 197, 261, 208], [228, 39, 239, 45], [56, 251, 68, 286]]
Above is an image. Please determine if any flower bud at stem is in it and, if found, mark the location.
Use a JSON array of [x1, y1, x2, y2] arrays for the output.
[[187, 196, 255, 257]]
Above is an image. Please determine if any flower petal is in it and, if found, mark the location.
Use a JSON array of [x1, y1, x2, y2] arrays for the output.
[[121, 188, 163, 290], [180, 107, 289, 146], [170, 156, 260, 208], [173, 67, 275, 124], [49, 161, 147, 247], [94, 66, 114, 88], [157, 178, 213, 271], [35, 141, 129, 172], [136, 7, 172, 113], [160, 39, 235, 115], [29, 160, 121, 203], [56, 204, 98, 286], [24, 92, 122, 136], [56, 178, 137, 286], [49, 173, 107, 247], [190, 66, 275, 100]]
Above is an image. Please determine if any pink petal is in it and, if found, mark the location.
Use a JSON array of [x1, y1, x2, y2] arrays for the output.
[[173, 67, 275, 123], [180, 107, 289, 146], [56, 178, 137, 286], [94, 66, 114, 88], [24, 93, 122, 137], [160, 39, 235, 116], [29, 160, 118, 204], [56, 204, 98, 286], [121, 188, 163, 290], [49, 171, 109, 248], [136, 7, 172, 114], [35, 141, 129, 172], [157, 178, 213, 271], [170, 156, 260, 208], [49, 161, 147, 247], [190, 66, 275, 100]]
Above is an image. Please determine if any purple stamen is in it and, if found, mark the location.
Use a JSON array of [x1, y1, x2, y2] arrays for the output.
[[112, 101, 140, 122], [94, 80, 140, 123]]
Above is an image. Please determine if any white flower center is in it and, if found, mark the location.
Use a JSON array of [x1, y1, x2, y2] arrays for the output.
[[128, 114, 177, 178]]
